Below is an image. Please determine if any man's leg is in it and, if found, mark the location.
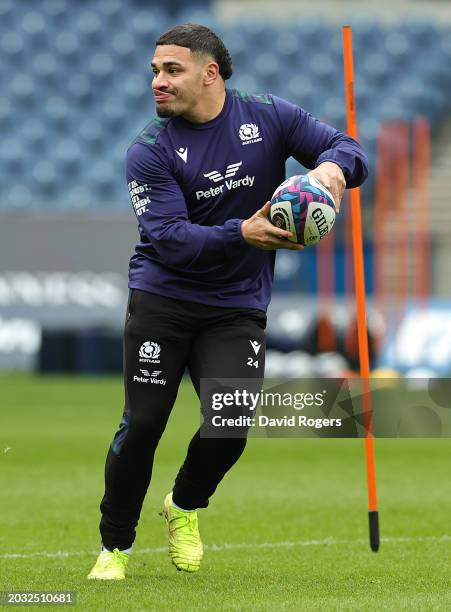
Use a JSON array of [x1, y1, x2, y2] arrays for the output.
[[98, 290, 193, 552], [173, 307, 266, 510]]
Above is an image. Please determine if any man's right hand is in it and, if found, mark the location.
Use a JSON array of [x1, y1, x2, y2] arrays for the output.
[[241, 202, 304, 251]]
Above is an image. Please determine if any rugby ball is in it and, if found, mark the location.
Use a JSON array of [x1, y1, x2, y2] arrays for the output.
[[270, 175, 336, 246]]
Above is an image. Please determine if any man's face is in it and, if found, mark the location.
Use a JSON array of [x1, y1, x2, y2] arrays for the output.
[[151, 45, 207, 118]]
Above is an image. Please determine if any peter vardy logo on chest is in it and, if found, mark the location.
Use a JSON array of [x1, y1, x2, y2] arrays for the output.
[[196, 161, 255, 201]]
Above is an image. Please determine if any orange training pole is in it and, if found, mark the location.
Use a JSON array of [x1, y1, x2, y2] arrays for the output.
[[342, 25, 379, 552]]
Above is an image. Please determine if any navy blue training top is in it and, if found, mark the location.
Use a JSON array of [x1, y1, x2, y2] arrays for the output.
[[126, 88, 368, 312]]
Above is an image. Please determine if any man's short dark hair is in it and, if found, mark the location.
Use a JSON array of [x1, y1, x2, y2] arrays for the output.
[[156, 23, 233, 80]]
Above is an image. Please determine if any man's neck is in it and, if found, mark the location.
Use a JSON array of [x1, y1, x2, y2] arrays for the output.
[[182, 88, 226, 124]]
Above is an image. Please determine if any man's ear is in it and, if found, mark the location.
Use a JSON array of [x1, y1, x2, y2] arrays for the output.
[[204, 61, 219, 86]]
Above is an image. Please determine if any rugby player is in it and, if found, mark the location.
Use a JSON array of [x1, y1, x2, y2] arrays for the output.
[[88, 23, 368, 580]]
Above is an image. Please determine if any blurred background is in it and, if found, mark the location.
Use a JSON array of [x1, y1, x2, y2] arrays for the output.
[[1, 0, 451, 379]]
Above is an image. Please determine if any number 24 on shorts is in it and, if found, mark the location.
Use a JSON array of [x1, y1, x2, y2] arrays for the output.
[[247, 357, 259, 368]]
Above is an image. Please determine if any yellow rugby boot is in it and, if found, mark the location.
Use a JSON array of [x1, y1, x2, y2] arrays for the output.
[[161, 493, 203, 573], [87, 548, 129, 580]]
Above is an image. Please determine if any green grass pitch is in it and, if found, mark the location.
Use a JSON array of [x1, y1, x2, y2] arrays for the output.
[[0, 375, 450, 611]]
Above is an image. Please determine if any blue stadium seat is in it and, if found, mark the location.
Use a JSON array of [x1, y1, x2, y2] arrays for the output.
[[229, 73, 259, 96], [21, 118, 47, 154], [324, 29, 345, 60], [9, 74, 35, 108], [67, 73, 92, 107], [54, 31, 80, 64], [308, 52, 335, 88], [0, 98, 12, 132], [45, 96, 70, 129], [351, 19, 384, 52], [60, 182, 92, 209], [402, 20, 437, 47], [438, 32, 451, 86], [0, 139, 26, 173], [285, 78, 315, 112], [32, 52, 58, 84], [383, 30, 411, 68], [97, 0, 123, 23], [54, 140, 82, 176], [254, 52, 281, 90], [1, 31, 25, 64], [78, 118, 105, 153], [224, 29, 247, 70], [77, 11, 103, 44], [4, 185, 34, 210], [112, 140, 127, 165], [322, 96, 346, 127], [379, 95, 408, 120], [273, 30, 300, 64], [293, 18, 331, 44], [363, 52, 391, 87], [89, 53, 114, 81], [32, 160, 58, 197], [122, 74, 151, 108], [359, 117, 379, 144], [174, 7, 218, 30], [237, 20, 276, 47], [404, 86, 447, 122], [355, 86, 374, 116], [101, 99, 127, 131], [111, 31, 136, 65], [129, 10, 168, 44], [0, 0, 14, 29], [21, 11, 46, 39], [43, 0, 69, 26], [88, 160, 119, 201]]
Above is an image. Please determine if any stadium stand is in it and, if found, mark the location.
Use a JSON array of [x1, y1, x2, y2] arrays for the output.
[[0, 0, 450, 211]]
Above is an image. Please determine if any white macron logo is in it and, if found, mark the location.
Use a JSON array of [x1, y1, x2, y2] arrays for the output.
[[203, 162, 242, 183], [239, 123, 262, 145], [175, 147, 188, 163], [250, 340, 261, 355]]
